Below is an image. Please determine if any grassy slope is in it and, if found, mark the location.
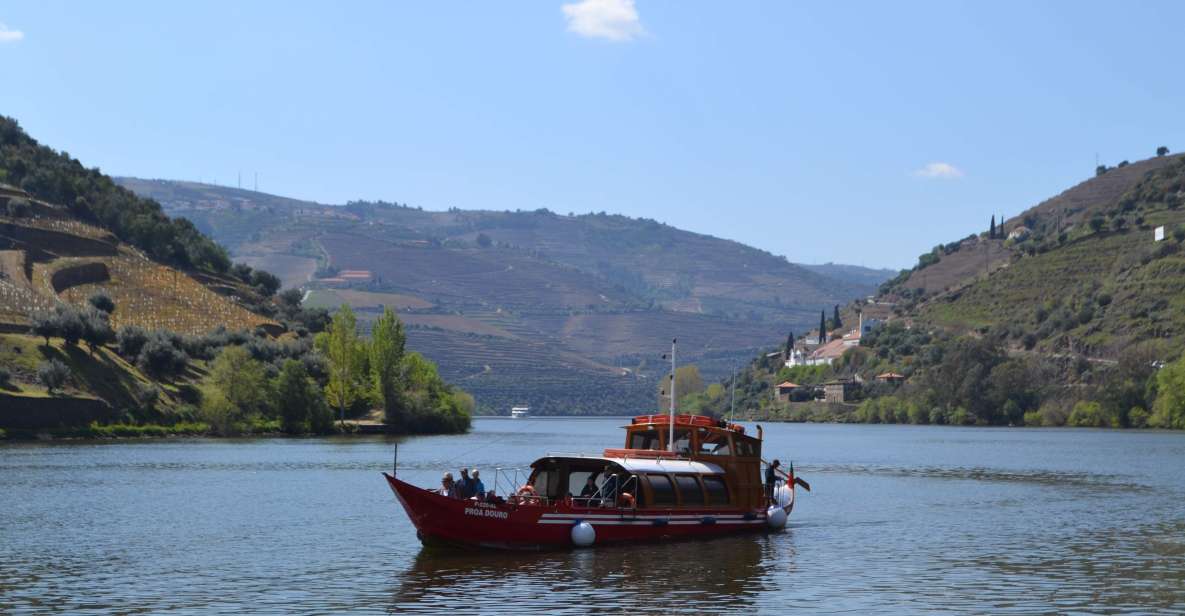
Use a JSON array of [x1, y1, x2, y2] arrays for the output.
[[911, 155, 1185, 357]]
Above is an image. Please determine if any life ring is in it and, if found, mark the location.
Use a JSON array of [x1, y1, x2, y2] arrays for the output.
[[619, 492, 636, 508], [515, 484, 540, 504]]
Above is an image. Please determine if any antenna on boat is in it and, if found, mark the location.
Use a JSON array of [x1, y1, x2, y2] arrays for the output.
[[669, 338, 677, 452], [393, 443, 398, 478]]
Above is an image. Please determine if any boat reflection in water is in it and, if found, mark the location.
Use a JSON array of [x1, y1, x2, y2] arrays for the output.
[[389, 533, 782, 612]]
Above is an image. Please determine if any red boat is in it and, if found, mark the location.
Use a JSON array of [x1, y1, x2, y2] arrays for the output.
[[382, 413, 809, 550]]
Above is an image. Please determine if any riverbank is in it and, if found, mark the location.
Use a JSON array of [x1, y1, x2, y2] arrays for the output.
[[0, 418, 436, 440]]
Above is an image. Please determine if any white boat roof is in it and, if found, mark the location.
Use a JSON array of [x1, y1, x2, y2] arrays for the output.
[[537, 454, 725, 475]]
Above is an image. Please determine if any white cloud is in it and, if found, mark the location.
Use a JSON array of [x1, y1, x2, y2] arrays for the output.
[[0, 23, 24, 43], [913, 162, 964, 179], [562, 0, 645, 42]]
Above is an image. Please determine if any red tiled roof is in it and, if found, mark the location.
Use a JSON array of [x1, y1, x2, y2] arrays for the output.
[[810, 338, 848, 359], [776, 381, 800, 389]]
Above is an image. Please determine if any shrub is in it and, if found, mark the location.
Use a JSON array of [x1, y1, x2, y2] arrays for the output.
[[37, 359, 70, 393], [87, 289, 115, 314], [1089, 217, 1105, 233], [136, 330, 189, 377], [81, 307, 115, 354], [1129, 406, 1150, 429], [1022, 410, 1042, 426], [1067, 401, 1106, 427], [117, 326, 149, 358]]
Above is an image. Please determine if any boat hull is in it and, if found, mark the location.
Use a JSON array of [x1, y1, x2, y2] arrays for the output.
[[384, 473, 791, 550]]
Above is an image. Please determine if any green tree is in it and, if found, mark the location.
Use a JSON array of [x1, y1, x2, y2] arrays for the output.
[[1151, 353, 1185, 429], [1157, 146, 1169, 157], [989, 215, 996, 239], [370, 307, 408, 427], [657, 364, 705, 410], [832, 304, 842, 330], [275, 359, 328, 434], [208, 345, 270, 416], [320, 304, 365, 426], [37, 359, 70, 394], [819, 311, 827, 343], [1089, 216, 1105, 233]]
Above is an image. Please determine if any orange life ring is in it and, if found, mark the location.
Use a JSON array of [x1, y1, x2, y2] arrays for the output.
[[619, 492, 636, 508], [517, 484, 537, 496]]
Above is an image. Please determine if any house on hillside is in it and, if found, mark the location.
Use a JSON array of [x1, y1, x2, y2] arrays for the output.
[[775, 381, 800, 402], [807, 338, 848, 366], [876, 372, 905, 384], [784, 347, 809, 368], [823, 379, 855, 403]]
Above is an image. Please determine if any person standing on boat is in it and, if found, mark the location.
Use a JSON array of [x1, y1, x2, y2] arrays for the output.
[[456, 469, 473, 499], [765, 459, 782, 505], [470, 469, 485, 500]]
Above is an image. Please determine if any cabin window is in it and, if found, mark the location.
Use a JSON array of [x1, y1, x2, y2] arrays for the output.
[[703, 475, 730, 505], [674, 474, 704, 505], [567, 470, 595, 497], [532, 470, 554, 497], [646, 474, 675, 505], [697, 430, 732, 456], [629, 429, 661, 450], [734, 438, 757, 458], [671, 429, 693, 455]]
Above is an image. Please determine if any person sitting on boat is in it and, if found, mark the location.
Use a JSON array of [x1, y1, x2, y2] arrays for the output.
[[439, 472, 457, 497], [580, 475, 598, 500], [469, 469, 485, 499], [456, 468, 473, 499], [765, 459, 782, 505]]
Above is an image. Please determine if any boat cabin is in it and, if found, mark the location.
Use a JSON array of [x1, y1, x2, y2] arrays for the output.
[[524, 414, 766, 511]]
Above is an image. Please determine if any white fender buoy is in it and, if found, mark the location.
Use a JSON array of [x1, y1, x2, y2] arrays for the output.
[[773, 484, 793, 508], [571, 521, 596, 547], [766, 506, 788, 530]]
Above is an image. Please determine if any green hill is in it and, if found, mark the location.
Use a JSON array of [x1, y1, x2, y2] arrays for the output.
[[115, 177, 892, 415]]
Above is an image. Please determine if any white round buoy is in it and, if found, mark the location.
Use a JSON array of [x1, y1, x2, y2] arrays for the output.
[[571, 521, 596, 547], [766, 506, 788, 530], [773, 484, 793, 508]]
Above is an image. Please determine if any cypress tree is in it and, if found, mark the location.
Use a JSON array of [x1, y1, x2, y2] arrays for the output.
[[990, 215, 996, 239], [819, 311, 827, 344], [784, 332, 795, 357], [833, 304, 842, 330]]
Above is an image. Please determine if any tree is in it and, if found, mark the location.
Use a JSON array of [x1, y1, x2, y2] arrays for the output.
[[819, 311, 827, 343], [321, 304, 365, 425], [783, 332, 795, 357], [1089, 216, 1105, 233], [1151, 353, 1185, 429], [990, 215, 996, 239], [278, 288, 304, 313], [37, 359, 70, 394], [87, 289, 115, 314], [1157, 146, 1170, 157], [833, 305, 842, 330], [116, 326, 149, 358], [30, 310, 57, 346], [56, 306, 85, 346], [208, 345, 270, 416], [371, 307, 407, 427], [1095, 165, 1108, 177], [136, 330, 189, 377], [250, 270, 281, 297], [657, 365, 705, 410], [80, 307, 115, 355], [275, 359, 328, 434]]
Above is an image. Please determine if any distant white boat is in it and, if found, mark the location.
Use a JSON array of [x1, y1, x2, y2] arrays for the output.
[[510, 406, 530, 419]]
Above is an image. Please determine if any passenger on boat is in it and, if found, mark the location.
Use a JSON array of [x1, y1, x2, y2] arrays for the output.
[[456, 468, 473, 498], [580, 475, 598, 499], [440, 472, 457, 498], [470, 469, 485, 498], [765, 459, 782, 504]]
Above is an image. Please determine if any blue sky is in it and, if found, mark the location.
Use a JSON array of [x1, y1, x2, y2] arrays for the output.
[[1, 1, 1182, 269]]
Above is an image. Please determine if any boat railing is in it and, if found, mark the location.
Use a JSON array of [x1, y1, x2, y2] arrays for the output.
[[572, 473, 639, 509]]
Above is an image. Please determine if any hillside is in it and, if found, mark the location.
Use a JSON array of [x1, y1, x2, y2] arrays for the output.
[[116, 177, 891, 414], [882, 152, 1185, 357]]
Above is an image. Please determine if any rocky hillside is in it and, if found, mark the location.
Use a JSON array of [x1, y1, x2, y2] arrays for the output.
[[116, 178, 891, 414]]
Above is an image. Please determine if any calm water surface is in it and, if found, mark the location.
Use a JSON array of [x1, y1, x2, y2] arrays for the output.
[[3, 419, 1185, 614]]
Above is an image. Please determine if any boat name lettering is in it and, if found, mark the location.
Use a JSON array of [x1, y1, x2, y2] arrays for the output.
[[465, 506, 509, 519]]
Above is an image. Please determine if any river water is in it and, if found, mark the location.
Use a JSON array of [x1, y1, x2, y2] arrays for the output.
[[2, 418, 1185, 614]]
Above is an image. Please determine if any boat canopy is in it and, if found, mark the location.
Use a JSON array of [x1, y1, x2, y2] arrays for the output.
[[534, 455, 724, 476]]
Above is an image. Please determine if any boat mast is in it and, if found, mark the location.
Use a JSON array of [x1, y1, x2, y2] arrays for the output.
[[669, 338, 676, 452], [729, 362, 736, 424]]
